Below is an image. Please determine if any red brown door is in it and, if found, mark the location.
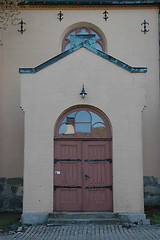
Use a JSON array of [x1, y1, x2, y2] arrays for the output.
[[54, 140, 112, 211], [54, 140, 82, 211]]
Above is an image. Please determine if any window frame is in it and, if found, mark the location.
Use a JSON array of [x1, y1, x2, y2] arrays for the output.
[[55, 107, 111, 139], [62, 26, 105, 52]]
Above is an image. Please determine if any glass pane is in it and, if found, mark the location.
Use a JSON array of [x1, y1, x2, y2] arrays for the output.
[[95, 43, 102, 51], [78, 28, 89, 34], [64, 122, 75, 135], [90, 112, 104, 125], [65, 43, 71, 51], [62, 111, 76, 124], [75, 111, 91, 123], [91, 30, 99, 39], [75, 123, 91, 136], [68, 31, 76, 39], [59, 124, 66, 135], [59, 112, 76, 135], [92, 123, 106, 136]]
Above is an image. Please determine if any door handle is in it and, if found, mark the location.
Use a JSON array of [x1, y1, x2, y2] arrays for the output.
[[85, 174, 90, 180]]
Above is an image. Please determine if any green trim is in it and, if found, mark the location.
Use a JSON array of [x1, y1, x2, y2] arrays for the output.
[[21, 0, 160, 5], [19, 43, 147, 74]]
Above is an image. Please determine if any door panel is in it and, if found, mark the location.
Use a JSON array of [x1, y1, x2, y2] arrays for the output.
[[54, 141, 82, 211], [82, 141, 112, 211], [54, 140, 112, 211]]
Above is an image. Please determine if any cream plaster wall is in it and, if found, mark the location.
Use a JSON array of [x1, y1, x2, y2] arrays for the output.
[[21, 48, 146, 213], [0, 6, 159, 179]]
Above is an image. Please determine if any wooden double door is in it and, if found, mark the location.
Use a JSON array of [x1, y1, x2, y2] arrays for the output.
[[54, 140, 112, 211]]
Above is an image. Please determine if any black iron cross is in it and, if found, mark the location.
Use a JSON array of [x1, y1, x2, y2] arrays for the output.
[[141, 20, 149, 34], [57, 11, 63, 22], [17, 20, 26, 34], [103, 10, 108, 21]]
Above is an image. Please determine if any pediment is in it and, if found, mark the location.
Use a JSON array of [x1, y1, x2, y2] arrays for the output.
[[19, 42, 147, 74]]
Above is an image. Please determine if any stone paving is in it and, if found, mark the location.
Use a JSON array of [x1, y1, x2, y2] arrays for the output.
[[1, 224, 160, 240]]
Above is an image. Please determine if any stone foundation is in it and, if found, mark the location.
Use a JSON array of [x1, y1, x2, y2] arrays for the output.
[[0, 176, 160, 212], [144, 176, 160, 207], [22, 213, 49, 225], [0, 178, 23, 212]]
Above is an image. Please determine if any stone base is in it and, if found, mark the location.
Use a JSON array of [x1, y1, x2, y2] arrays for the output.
[[21, 213, 49, 225], [0, 178, 23, 212], [118, 213, 150, 225], [21, 212, 150, 225], [144, 176, 160, 207]]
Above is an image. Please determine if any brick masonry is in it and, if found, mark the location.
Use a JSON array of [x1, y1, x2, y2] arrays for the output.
[[0, 176, 160, 212]]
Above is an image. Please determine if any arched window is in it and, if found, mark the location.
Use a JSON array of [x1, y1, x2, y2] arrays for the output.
[[56, 107, 111, 138], [62, 26, 105, 52]]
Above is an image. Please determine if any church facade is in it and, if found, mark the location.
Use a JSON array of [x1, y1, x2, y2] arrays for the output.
[[0, 0, 160, 224]]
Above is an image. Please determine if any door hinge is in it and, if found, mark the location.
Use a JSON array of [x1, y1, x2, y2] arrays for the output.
[[85, 186, 112, 190], [54, 186, 82, 190], [54, 159, 81, 163], [85, 159, 112, 163]]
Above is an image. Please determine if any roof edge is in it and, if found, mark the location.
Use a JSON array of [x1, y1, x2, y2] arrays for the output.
[[19, 43, 147, 74], [20, 0, 160, 5]]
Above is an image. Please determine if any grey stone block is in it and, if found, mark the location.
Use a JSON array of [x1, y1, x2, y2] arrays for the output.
[[9, 223, 19, 231], [16, 186, 23, 197], [144, 176, 155, 185], [144, 195, 160, 207], [9, 197, 22, 209], [0, 199, 3, 208], [144, 185, 160, 195], [11, 186, 17, 193], [118, 213, 150, 225], [7, 178, 23, 185], [17, 226, 23, 232], [144, 176, 160, 207], [0, 178, 5, 183], [1, 185, 12, 196], [21, 213, 49, 225], [157, 178, 160, 185], [0, 184, 4, 193], [3, 200, 9, 209], [0, 177, 23, 212]]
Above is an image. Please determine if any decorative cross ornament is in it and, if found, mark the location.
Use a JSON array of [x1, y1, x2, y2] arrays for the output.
[[141, 20, 149, 34], [57, 11, 63, 22], [17, 20, 26, 34], [103, 10, 108, 21]]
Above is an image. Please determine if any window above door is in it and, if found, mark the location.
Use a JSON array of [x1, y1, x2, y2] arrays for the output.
[[56, 107, 111, 138]]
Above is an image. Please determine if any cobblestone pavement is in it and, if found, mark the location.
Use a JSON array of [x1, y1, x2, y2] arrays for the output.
[[1, 224, 160, 240]]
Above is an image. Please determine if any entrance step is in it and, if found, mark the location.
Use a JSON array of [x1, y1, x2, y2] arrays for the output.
[[47, 212, 121, 225]]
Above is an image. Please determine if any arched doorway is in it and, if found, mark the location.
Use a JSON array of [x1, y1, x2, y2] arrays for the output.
[[54, 106, 112, 211]]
